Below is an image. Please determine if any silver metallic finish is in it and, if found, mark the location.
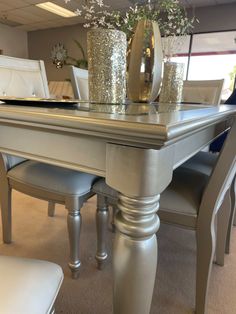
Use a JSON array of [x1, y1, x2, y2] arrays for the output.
[[0, 154, 12, 244], [96, 194, 109, 269], [127, 20, 163, 102], [67, 209, 81, 279], [226, 176, 236, 250], [106, 143, 171, 313], [106, 144, 175, 197], [215, 189, 231, 266], [87, 28, 127, 105], [0, 103, 236, 313], [89, 103, 126, 114], [113, 193, 160, 314], [116, 194, 160, 237], [159, 61, 184, 103], [158, 103, 181, 113]]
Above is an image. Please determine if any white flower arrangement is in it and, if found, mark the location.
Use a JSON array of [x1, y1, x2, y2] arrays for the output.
[[64, 0, 197, 59], [157, 0, 196, 60]]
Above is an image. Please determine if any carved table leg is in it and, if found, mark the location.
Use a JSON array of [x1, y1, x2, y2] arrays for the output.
[[96, 194, 109, 269], [106, 143, 174, 314], [113, 193, 160, 314], [67, 208, 81, 279]]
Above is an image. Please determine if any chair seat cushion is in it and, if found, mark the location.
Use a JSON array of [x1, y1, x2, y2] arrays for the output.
[[159, 167, 209, 228], [8, 160, 98, 196], [0, 256, 63, 314]]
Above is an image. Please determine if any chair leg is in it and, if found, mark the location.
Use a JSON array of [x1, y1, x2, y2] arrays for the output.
[[47, 201, 56, 217], [225, 178, 236, 253], [196, 216, 216, 314], [67, 207, 81, 279], [0, 185, 12, 243], [215, 189, 231, 265], [95, 195, 109, 270]]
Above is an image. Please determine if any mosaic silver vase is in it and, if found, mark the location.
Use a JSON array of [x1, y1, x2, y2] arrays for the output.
[[87, 28, 127, 106], [127, 20, 163, 103], [159, 61, 184, 103]]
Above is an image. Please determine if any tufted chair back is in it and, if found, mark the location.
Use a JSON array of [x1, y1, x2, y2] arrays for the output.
[[182, 79, 224, 105], [0, 55, 50, 169], [0, 55, 49, 98]]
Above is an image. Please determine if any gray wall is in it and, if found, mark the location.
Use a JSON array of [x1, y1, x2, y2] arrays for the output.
[[27, 2, 236, 81], [0, 23, 28, 58], [28, 24, 87, 81]]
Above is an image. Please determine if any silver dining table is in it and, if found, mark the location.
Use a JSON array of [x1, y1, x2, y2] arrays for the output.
[[0, 102, 235, 314]]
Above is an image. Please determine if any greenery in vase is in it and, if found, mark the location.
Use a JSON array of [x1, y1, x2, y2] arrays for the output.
[[64, 0, 197, 59], [157, 0, 197, 60]]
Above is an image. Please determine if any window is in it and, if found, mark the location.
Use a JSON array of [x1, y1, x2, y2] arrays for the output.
[[187, 31, 236, 100], [161, 35, 190, 79]]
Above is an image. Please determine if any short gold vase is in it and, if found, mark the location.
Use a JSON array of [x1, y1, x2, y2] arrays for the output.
[[159, 61, 184, 104]]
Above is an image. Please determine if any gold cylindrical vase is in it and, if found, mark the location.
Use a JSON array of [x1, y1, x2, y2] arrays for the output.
[[87, 28, 127, 104], [159, 61, 184, 103], [127, 20, 163, 103]]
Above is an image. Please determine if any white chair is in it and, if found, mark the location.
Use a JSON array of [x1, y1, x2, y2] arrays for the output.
[[0, 255, 63, 314], [182, 79, 224, 105], [0, 55, 49, 98], [48, 81, 74, 99], [0, 55, 99, 278], [70, 66, 88, 100]]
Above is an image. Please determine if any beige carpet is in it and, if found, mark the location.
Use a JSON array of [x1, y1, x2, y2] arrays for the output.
[[0, 191, 236, 314]]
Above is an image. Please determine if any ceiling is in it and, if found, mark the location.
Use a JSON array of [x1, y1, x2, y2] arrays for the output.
[[0, 0, 235, 32]]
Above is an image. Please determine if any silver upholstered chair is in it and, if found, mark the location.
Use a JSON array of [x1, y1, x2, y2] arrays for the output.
[[182, 151, 236, 265], [0, 55, 99, 277], [182, 79, 224, 105], [157, 120, 236, 314], [70, 66, 88, 100], [0, 255, 63, 314]]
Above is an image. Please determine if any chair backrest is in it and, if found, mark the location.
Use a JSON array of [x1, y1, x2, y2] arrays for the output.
[[48, 81, 74, 99], [199, 116, 236, 223], [0, 55, 50, 170], [182, 79, 224, 105], [0, 55, 49, 98], [70, 66, 88, 100]]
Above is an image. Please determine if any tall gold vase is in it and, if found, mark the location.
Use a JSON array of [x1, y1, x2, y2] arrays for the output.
[[127, 20, 163, 103]]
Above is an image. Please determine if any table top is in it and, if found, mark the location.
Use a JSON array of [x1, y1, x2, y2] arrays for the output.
[[0, 102, 235, 148]]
